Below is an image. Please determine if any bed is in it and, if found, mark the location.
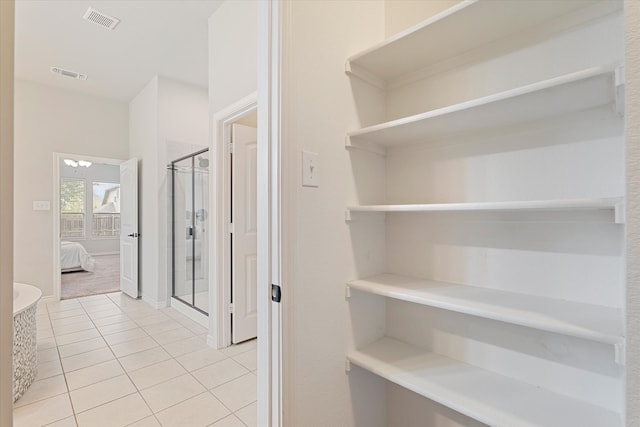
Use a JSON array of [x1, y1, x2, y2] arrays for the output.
[[60, 241, 96, 272]]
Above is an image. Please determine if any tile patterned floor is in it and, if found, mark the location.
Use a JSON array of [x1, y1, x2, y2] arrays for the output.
[[13, 292, 257, 427]]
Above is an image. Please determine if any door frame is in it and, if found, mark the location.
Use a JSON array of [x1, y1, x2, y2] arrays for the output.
[[211, 93, 257, 349], [52, 152, 125, 301]]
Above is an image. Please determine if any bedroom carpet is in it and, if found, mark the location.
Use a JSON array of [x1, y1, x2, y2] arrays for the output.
[[61, 254, 120, 300]]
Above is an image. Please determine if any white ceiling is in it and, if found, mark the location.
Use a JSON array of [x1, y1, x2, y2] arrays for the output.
[[15, 0, 222, 103]]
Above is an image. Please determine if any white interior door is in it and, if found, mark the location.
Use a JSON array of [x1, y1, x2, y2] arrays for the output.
[[232, 124, 258, 343], [120, 158, 139, 298]]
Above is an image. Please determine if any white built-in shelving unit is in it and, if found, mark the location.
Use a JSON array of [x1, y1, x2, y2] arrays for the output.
[[348, 337, 622, 427], [345, 0, 625, 425], [346, 65, 624, 151]]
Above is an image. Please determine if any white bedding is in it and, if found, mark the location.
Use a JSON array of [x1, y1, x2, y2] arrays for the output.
[[60, 241, 96, 272]]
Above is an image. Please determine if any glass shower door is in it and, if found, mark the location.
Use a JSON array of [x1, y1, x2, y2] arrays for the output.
[[193, 152, 209, 313], [171, 149, 209, 315]]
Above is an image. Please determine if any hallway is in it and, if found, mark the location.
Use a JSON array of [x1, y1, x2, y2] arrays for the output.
[[13, 292, 257, 427]]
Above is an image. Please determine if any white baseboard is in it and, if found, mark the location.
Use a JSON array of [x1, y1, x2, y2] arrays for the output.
[[39, 295, 56, 304]]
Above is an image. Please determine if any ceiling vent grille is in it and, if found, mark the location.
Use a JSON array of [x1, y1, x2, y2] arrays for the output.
[[83, 7, 120, 30], [51, 67, 88, 81]]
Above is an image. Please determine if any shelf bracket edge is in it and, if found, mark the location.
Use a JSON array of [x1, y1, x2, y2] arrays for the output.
[[345, 61, 386, 90], [345, 135, 386, 156], [615, 65, 625, 117], [615, 200, 625, 224], [615, 341, 626, 366]]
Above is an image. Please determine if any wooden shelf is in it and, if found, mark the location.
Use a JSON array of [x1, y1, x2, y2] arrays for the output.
[[345, 0, 612, 87], [348, 337, 622, 427], [347, 66, 623, 150], [347, 274, 624, 346], [347, 197, 624, 223]]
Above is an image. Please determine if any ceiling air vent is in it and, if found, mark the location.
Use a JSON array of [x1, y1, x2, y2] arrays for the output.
[[51, 67, 88, 81], [83, 7, 120, 30]]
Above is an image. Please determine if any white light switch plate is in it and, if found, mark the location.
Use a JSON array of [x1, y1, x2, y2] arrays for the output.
[[33, 201, 51, 211], [302, 151, 319, 187]]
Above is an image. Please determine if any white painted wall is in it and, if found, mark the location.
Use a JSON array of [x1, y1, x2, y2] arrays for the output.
[[626, 2, 640, 425], [209, 0, 257, 114], [14, 79, 129, 297], [0, 1, 14, 424], [129, 75, 208, 308], [279, 1, 388, 425]]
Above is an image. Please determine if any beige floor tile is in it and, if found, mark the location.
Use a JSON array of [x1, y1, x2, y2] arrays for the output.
[[162, 336, 208, 358], [70, 374, 137, 413], [103, 327, 148, 346], [220, 339, 256, 357], [97, 320, 138, 335], [50, 314, 91, 327], [55, 328, 102, 346], [139, 374, 206, 413], [61, 347, 115, 372], [38, 347, 60, 363], [46, 303, 82, 313], [128, 359, 187, 390], [148, 326, 195, 345], [232, 349, 256, 371], [38, 337, 58, 351], [37, 359, 63, 380], [58, 337, 107, 358], [176, 347, 227, 372], [142, 319, 184, 335], [44, 416, 78, 426], [75, 393, 152, 427], [110, 336, 158, 358], [13, 393, 74, 427], [211, 373, 256, 412], [38, 328, 55, 339], [118, 346, 172, 372], [49, 308, 86, 320], [134, 314, 171, 327], [192, 358, 249, 390], [208, 415, 246, 427], [126, 416, 162, 427], [88, 308, 125, 320], [235, 401, 257, 427], [53, 321, 96, 336], [155, 392, 230, 427], [14, 375, 68, 408], [91, 313, 132, 327], [65, 359, 125, 391]]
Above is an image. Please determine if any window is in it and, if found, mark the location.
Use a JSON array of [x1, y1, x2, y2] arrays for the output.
[[92, 182, 120, 237], [60, 179, 85, 238]]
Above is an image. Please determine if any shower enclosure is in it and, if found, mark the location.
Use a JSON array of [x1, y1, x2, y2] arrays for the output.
[[170, 149, 209, 315]]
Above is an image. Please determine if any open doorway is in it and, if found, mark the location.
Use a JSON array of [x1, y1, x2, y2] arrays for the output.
[[53, 153, 125, 300], [212, 93, 258, 349]]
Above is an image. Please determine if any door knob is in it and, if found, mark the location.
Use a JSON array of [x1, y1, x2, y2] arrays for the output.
[[127, 233, 140, 238]]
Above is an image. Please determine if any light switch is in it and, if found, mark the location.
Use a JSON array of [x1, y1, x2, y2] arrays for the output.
[[302, 151, 319, 187], [33, 201, 51, 211]]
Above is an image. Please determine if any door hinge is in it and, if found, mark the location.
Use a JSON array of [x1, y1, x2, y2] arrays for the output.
[[228, 223, 234, 234], [228, 142, 234, 154], [271, 284, 282, 303], [228, 303, 234, 314]]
